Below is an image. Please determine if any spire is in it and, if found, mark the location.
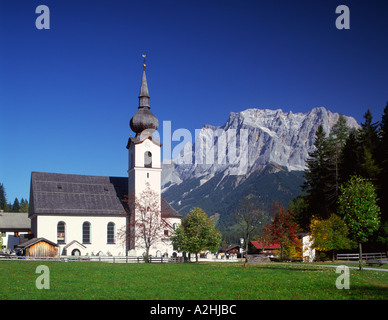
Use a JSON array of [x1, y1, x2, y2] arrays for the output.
[[130, 55, 159, 136], [139, 55, 150, 108]]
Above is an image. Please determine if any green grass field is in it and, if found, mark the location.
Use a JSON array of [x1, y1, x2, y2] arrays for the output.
[[0, 261, 387, 300]]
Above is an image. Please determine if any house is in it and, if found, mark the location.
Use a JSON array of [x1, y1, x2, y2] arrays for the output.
[[0, 211, 31, 251], [249, 241, 280, 255], [299, 233, 315, 262], [15, 237, 58, 257], [250, 235, 316, 262], [225, 244, 240, 255], [28, 60, 182, 258]]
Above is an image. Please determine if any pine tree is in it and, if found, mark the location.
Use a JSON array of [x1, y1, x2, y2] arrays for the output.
[[326, 115, 350, 211], [358, 109, 381, 180], [340, 129, 361, 182], [377, 102, 388, 223], [20, 198, 29, 213], [0, 183, 10, 211], [303, 125, 331, 219], [11, 198, 21, 212]]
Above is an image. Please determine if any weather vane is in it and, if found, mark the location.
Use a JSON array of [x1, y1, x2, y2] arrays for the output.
[[142, 54, 146, 69]]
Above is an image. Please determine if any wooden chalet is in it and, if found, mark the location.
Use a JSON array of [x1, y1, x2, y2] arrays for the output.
[[249, 241, 280, 255], [15, 237, 58, 257]]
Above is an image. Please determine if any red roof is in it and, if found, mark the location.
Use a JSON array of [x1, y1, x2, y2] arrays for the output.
[[251, 241, 280, 250]]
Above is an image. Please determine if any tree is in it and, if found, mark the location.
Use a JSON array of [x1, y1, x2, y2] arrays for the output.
[[337, 175, 381, 270], [19, 198, 29, 213], [327, 115, 350, 205], [376, 102, 388, 223], [288, 193, 309, 231], [0, 183, 9, 211], [171, 207, 221, 262], [119, 183, 172, 262], [261, 202, 300, 261], [310, 214, 353, 261], [303, 125, 332, 219], [358, 109, 381, 180], [11, 198, 21, 212], [235, 198, 266, 266], [340, 129, 361, 184]]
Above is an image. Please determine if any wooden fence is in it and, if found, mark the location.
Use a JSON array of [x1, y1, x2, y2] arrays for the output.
[[0, 255, 184, 263], [337, 252, 387, 261]]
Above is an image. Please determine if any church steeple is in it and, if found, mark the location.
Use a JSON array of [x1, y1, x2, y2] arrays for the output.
[[139, 61, 150, 107], [129, 56, 159, 136]]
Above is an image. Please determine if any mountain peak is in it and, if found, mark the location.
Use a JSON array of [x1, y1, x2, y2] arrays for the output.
[[162, 106, 359, 189]]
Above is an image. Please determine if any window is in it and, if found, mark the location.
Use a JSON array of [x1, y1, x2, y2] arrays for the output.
[[82, 222, 91, 244], [57, 221, 66, 244], [107, 222, 115, 244], [144, 151, 152, 168], [147, 172, 149, 178], [164, 230, 169, 237]]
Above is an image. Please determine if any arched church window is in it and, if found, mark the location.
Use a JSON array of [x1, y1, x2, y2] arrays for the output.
[[57, 221, 66, 244], [82, 221, 91, 244], [144, 151, 152, 168], [107, 222, 115, 244]]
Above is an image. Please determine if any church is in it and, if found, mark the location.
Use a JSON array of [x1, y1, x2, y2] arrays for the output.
[[28, 61, 182, 258]]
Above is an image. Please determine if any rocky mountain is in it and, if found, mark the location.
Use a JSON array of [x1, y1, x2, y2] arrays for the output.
[[161, 106, 359, 230]]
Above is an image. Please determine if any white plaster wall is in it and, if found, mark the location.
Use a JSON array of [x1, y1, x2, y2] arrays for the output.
[[302, 235, 316, 262], [1, 232, 29, 250], [35, 215, 127, 256]]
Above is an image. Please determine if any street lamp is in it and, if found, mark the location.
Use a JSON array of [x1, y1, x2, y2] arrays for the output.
[[240, 238, 244, 262]]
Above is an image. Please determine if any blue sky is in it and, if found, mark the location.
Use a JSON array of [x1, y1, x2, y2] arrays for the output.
[[1, 0, 388, 202]]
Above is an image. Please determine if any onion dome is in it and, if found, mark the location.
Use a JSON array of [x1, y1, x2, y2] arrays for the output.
[[129, 62, 159, 135]]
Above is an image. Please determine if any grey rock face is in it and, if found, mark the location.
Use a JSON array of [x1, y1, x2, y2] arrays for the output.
[[162, 106, 359, 191]]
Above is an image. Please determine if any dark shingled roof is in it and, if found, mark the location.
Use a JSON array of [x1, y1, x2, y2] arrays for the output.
[[29, 172, 182, 219], [15, 237, 58, 249], [30, 172, 128, 217]]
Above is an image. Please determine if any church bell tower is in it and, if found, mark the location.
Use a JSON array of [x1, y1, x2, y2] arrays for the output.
[[126, 58, 162, 251]]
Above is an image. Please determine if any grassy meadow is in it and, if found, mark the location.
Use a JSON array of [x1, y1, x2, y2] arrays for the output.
[[0, 260, 387, 300]]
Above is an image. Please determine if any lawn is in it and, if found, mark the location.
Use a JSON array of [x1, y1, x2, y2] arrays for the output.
[[0, 261, 387, 300]]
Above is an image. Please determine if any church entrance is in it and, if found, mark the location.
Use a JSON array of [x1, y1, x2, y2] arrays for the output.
[[71, 249, 81, 256]]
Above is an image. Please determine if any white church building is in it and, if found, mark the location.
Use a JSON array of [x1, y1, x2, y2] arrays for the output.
[[28, 62, 182, 257]]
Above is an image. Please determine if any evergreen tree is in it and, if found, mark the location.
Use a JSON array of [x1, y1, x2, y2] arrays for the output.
[[326, 115, 350, 211], [303, 125, 331, 220], [11, 198, 21, 212], [288, 193, 309, 231], [0, 183, 10, 212], [0, 183, 7, 211], [358, 109, 381, 180], [377, 102, 388, 223], [340, 129, 362, 182], [20, 198, 29, 213]]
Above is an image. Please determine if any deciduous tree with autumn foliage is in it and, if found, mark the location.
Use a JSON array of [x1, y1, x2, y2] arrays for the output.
[[261, 202, 301, 261]]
